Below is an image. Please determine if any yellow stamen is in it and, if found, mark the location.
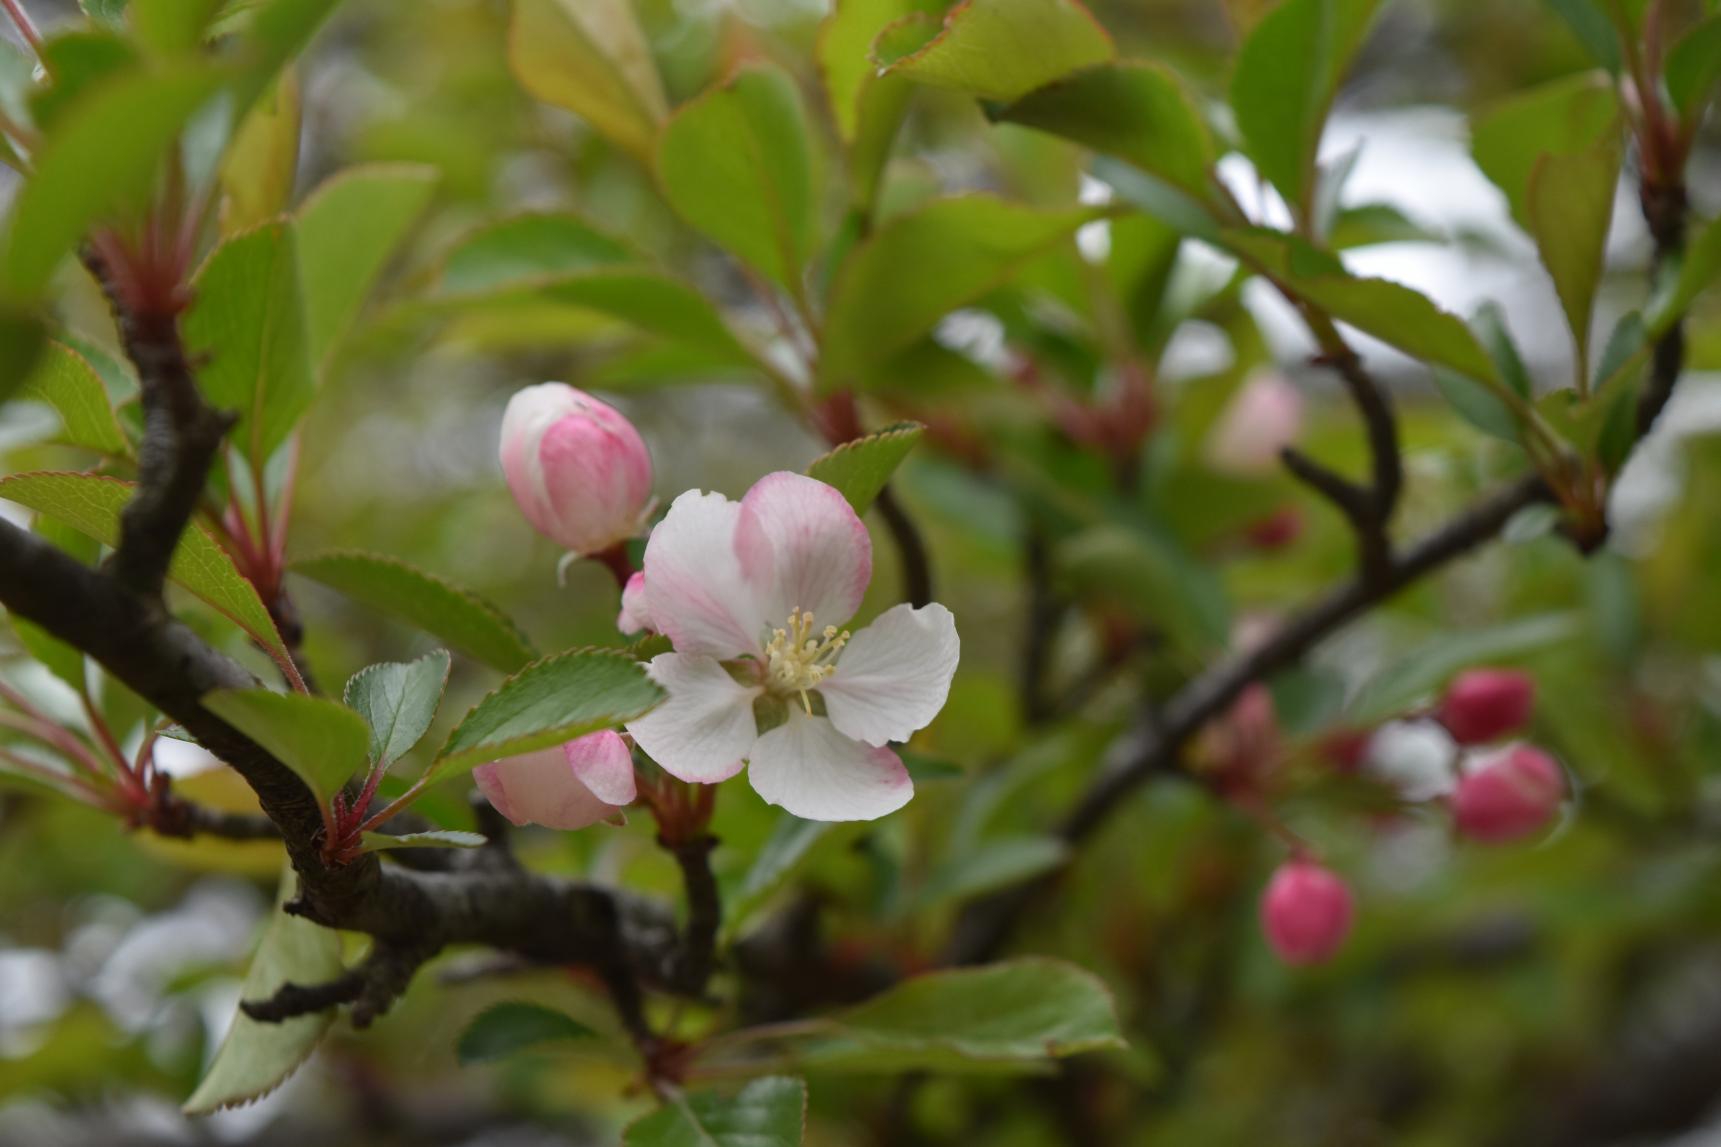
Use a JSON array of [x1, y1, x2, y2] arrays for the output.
[[762, 606, 849, 705]]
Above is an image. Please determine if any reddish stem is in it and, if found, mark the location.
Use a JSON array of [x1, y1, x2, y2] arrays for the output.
[[1, 0, 40, 49], [592, 543, 635, 591]]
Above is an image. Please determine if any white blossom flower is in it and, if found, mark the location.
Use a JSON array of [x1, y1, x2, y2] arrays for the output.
[[625, 472, 959, 821]]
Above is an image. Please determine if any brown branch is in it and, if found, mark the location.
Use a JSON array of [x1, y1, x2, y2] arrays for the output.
[[145, 795, 281, 841], [242, 937, 436, 1029], [662, 834, 722, 997], [874, 484, 933, 607]]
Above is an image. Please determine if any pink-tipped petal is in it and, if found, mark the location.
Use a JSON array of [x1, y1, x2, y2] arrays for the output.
[[625, 653, 759, 784], [746, 709, 912, 822], [565, 730, 638, 807], [500, 383, 653, 556], [821, 603, 959, 747], [643, 490, 766, 659], [473, 740, 632, 831], [617, 571, 654, 634], [735, 472, 873, 630]]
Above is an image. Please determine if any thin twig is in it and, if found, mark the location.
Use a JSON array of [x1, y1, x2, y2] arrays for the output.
[[873, 484, 933, 608]]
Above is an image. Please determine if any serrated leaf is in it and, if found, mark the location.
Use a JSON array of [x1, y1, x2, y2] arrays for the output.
[[794, 958, 1124, 1073], [1527, 136, 1621, 369], [1230, 0, 1382, 211], [202, 689, 370, 806], [1666, 14, 1721, 116], [439, 213, 635, 295], [1223, 229, 1501, 383], [912, 835, 1068, 910], [806, 423, 924, 513], [456, 1002, 598, 1065], [428, 649, 663, 783], [292, 551, 536, 672], [880, 0, 1114, 102], [1347, 613, 1581, 723], [15, 341, 130, 455], [625, 1077, 807, 1147], [995, 62, 1213, 198], [1, 65, 223, 296], [507, 0, 667, 161], [361, 829, 486, 852], [182, 221, 315, 466], [426, 268, 752, 362], [657, 65, 816, 290], [726, 814, 836, 937], [295, 164, 439, 366], [821, 196, 1102, 388], [0, 472, 289, 662], [182, 869, 345, 1115], [819, 0, 940, 211], [1470, 71, 1619, 233], [343, 649, 450, 765]]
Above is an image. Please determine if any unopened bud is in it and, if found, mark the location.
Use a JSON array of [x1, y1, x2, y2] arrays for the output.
[[1260, 859, 1354, 966], [500, 383, 653, 557], [1438, 668, 1535, 745], [1452, 744, 1563, 844], [1207, 371, 1306, 475], [473, 731, 637, 831]]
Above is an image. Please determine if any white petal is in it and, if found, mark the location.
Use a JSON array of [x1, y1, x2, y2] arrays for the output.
[[626, 653, 760, 783], [822, 603, 959, 746], [642, 489, 766, 658], [565, 730, 638, 806], [473, 738, 629, 831], [735, 472, 872, 629], [616, 571, 653, 634], [746, 709, 912, 822]]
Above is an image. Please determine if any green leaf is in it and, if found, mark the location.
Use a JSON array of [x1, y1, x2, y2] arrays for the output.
[[439, 213, 635, 295], [343, 649, 451, 765], [1054, 523, 1229, 657], [805, 422, 925, 513], [183, 869, 347, 1114], [1328, 203, 1444, 249], [913, 835, 1068, 910], [292, 550, 537, 672], [1666, 14, 1721, 116], [1545, 0, 1622, 72], [182, 221, 314, 466], [224, 0, 348, 121], [30, 32, 140, 133], [727, 815, 836, 937], [456, 1002, 598, 1065], [428, 649, 663, 783], [625, 1077, 807, 1147], [657, 65, 816, 290], [295, 164, 439, 366], [81, 0, 129, 23], [995, 62, 1214, 198], [1432, 368, 1521, 443], [1649, 212, 1721, 331], [1470, 71, 1619, 232], [1347, 613, 1581, 723], [132, 0, 225, 54], [361, 829, 486, 853], [1222, 229, 1501, 384], [1, 65, 222, 296], [0, 309, 49, 408], [16, 342, 130, 455], [1472, 301, 1534, 399], [880, 0, 1114, 102], [1230, 0, 1382, 211], [428, 269, 752, 362], [0, 472, 288, 662], [802, 958, 1124, 1072], [202, 689, 370, 806], [820, 0, 941, 212], [821, 196, 1101, 387], [508, 0, 667, 162], [219, 71, 300, 233], [1527, 137, 1621, 369]]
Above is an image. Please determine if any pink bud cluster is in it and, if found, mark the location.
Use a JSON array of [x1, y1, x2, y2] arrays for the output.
[[1259, 667, 1565, 969]]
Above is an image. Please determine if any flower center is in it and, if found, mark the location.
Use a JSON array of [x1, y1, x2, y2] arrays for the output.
[[763, 607, 849, 712]]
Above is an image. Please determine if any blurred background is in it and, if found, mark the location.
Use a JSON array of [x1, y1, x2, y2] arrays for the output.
[[3, 0, 1721, 1143]]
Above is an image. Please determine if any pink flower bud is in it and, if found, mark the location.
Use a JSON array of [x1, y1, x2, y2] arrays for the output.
[[1438, 668, 1535, 745], [1452, 744, 1563, 844], [500, 383, 653, 557], [1206, 371, 1306, 475], [616, 571, 654, 634], [473, 731, 637, 831], [1260, 860, 1354, 966]]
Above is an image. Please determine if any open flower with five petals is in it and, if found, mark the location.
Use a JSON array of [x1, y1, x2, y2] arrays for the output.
[[625, 472, 958, 822]]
